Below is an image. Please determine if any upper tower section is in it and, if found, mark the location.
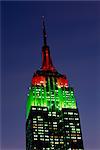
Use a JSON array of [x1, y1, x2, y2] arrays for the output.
[[41, 16, 56, 72]]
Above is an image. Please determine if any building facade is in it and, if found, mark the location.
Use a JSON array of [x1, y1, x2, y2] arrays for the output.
[[26, 18, 84, 150]]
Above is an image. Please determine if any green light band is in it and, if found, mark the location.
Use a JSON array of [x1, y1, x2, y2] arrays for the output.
[[48, 77, 52, 108], [26, 77, 77, 119]]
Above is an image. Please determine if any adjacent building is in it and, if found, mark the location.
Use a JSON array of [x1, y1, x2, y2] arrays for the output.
[[26, 17, 84, 150]]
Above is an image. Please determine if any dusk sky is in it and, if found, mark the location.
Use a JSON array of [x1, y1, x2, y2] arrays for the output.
[[1, 1, 100, 150]]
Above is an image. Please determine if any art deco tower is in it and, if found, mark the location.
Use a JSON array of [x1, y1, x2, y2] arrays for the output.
[[26, 17, 84, 150]]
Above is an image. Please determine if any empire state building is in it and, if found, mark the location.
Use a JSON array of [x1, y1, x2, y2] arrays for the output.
[[26, 17, 84, 150]]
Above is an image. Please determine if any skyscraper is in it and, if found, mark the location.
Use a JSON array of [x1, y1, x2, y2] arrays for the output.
[[26, 17, 84, 150]]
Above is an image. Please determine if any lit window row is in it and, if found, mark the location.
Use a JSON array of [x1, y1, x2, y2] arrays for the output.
[[71, 137, 76, 139], [44, 124, 48, 126], [54, 139, 59, 141], [76, 128, 80, 131], [69, 123, 73, 125], [40, 135, 44, 137], [68, 112, 73, 115], [33, 121, 37, 123], [38, 118, 43, 121], [34, 135, 38, 137], [38, 126, 43, 129], [53, 122, 57, 124], [65, 125, 69, 127], [64, 118, 68, 120], [71, 131, 76, 133], [74, 113, 78, 115], [43, 148, 50, 150], [69, 118, 74, 120], [32, 107, 36, 110], [60, 142, 64, 144], [53, 125, 57, 127], [75, 118, 79, 120]]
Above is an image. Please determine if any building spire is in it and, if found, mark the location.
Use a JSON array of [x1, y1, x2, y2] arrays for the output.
[[42, 16, 47, 46], [41, 16, 56, 72]]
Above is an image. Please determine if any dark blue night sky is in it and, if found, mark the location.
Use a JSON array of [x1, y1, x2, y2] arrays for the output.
[[1, 1, 100, 150]]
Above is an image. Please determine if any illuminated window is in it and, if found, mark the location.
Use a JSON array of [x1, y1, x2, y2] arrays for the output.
[[45, 135, 49, 138], [40, 138, 44, 140], [54, 127, 57, 130], [45, 139, 49, 141], [52, 112, 56, 114], [40, 135, 44, 137], [64, 112, 67, 114], [38, 129, 43, 132], [65, 125, 69, 127], [50, 138, 53, 141], [73, 140, 77, 142], [55, 142, 59, 144], [38, 108, 42, 110], [71, 125, 75, 128], [74, 113, 78, 115], [76, 129, 80, 131], [75, 118, 79, 120], [33, 121, 37, 123], [69, 123, 73, 125], [64, 118, 68, 120], [43, 108, 47, 111], [72, 128, 75, 131], [44, 124, 48, 126], [34, 135, 38, 137], [32, 107, 36, 110], [37, 116, 41, 118], [77, 131, 80, 133], [59, 120, 63, 123], [54, 139, 59, 141], [71, 137, 76, 139], [60, 142, 64, 144], [53, 125, 57, 127], [38, 126, 43, 129], [45, 130, 48, 132], [69, 118, 74, 120], [53, 122, 57, 124], [72, 131, 76, 133], [68, 112, 73, 115], [66, 136, 70, 139], [38, 118, 43, 121], [38, 124, 43, 126]]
